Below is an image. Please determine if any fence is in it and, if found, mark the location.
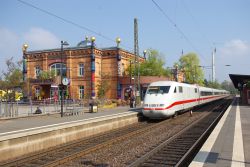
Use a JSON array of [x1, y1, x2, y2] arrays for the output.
[[0, 99, 85, 119]]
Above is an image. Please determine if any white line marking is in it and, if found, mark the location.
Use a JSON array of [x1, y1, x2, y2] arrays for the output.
[[0, 111, 132, 136], [189, 98, 235, 167], [231, 99, 245, 167]]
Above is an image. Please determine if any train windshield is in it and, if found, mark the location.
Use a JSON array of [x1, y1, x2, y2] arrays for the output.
[[147, 86, 170, 94]]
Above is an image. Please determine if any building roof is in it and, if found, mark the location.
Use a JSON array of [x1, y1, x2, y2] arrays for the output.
[[25, 46, 144, 59], [229, 74, 250, 89]]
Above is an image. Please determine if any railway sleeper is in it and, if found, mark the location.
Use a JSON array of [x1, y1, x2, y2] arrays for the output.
[[160, 151, 185, 157], [150, 155, 180, 161], [144, 159, 177, 166], [162, 149, 185, 154], [147, 160, 177, 166]]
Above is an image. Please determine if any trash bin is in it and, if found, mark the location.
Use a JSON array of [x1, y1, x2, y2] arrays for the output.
[[89, 103, 98, 113]]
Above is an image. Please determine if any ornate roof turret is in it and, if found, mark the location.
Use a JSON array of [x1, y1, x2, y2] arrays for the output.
[[77, 36, 96, 47]]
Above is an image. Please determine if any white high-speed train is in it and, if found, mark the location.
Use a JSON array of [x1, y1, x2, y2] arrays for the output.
[[143, 81, 229, 119]]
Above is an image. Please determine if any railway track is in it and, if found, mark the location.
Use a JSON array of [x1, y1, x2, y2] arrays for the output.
[[129, 98, 232, 167], [0, 115, 170, 167]]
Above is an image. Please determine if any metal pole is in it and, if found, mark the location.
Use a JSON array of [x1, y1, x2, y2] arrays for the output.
[[134, 59, 136, 107], [130, 60, 132, 86], [212, 48, 216, 82], [137, 57, 140, 103], [60, 41, 63, 117]]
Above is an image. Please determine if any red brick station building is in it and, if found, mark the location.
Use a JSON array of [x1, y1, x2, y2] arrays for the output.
[[22, 37, 174, 101]]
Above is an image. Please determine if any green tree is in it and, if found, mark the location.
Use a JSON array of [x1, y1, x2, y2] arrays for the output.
[[207, 80, 221, 89], [97, 74, 110, 99], [221, 80, 237, 94], [127, 49, 171, 77], [178, 53, 204, 85], [0, 58, 23, 101]]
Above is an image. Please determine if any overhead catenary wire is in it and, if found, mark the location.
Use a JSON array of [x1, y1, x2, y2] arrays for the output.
[[151, 0, 207, 61], [181, 0, 213, 48], [17, 0, 133, 51]]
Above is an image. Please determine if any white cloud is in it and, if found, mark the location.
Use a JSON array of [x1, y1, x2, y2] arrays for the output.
[[23, 27, 60, 50], [0, 28, 20, 72], [0, 28, 19, 57], [219, 39, 250, 57], [215, 39, 250, 82], [0, 27, 60, 73]]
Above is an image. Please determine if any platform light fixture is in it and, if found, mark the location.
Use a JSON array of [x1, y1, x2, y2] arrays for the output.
[[60, 40, 69, 117]]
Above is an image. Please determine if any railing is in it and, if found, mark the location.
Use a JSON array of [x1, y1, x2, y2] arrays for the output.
[[0, 99, 85, 118]]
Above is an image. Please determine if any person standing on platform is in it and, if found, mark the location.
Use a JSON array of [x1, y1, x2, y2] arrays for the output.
[[130, 94, 135, 108]]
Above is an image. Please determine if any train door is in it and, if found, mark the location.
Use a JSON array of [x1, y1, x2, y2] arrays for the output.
[[194, 87, 199, 106], [179, 86, 184, 110], [197, 87, 201, 105]]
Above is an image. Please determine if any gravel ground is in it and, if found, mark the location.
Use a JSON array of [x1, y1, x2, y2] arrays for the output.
[[62, 111, 208, 167]]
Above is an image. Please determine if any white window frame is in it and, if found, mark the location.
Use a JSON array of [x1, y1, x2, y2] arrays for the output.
[[35, 66, 40, 78], [79, 63, 84, 76], [50, 63, 66, 76], [79, 86, 84, 99], [35, 87, 40, 99]]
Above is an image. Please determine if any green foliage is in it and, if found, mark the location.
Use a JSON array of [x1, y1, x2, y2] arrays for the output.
[[178, 53, 204, 85], [247, 81, 250, 88], [38, 70, 56, 80], [97, 74, 110, 98], [206, 80, 221, 89], [221, 80, 238, 94], [127, 49, 171, 77], [0, 57, 23, 101]]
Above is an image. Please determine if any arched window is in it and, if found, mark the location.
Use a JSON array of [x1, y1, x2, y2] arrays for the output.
[[50, 63, 66, 76]]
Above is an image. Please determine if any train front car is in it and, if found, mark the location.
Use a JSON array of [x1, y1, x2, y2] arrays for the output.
[[143, 81, 175, 119]]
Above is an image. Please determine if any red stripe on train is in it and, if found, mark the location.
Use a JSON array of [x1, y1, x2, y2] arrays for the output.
[[144, 95, 224, 111]]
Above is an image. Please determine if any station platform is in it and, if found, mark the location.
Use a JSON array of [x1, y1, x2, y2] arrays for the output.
[[0, 106, 140, 135], [0, 106, 142, 162], [190, 96, 249, 167]]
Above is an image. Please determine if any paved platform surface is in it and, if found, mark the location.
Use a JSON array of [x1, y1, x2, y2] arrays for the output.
[[0, 106, 141, 135], [190, 96, 250, 167]]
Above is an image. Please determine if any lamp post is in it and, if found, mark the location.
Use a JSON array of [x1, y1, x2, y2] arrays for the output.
[[116, 37, 121, 99], [90, 36, 96, 100], [143, 50, 147, 60], [60, 40, 69, 117]]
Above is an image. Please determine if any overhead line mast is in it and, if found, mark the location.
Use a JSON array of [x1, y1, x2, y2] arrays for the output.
[[134, 18, 140, 106]]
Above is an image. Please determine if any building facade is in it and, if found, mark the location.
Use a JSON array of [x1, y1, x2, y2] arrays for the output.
[[22, 37, 146, 101]]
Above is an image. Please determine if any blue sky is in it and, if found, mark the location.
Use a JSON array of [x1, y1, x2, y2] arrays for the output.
[[1, 0, 250, 82]]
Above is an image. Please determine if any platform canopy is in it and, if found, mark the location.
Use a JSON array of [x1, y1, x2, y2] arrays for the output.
[[229, 74, 250, 90]]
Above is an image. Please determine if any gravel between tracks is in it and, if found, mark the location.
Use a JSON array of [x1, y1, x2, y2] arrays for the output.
[[63, 111, 208, 167]]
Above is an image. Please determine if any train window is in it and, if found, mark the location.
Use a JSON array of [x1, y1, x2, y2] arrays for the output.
[[174, 87, 177, 93], [147, 86, 170, 94], [195, 88, 198, 93], [200, 91, 213, 96], [179, 86, 183, 93]]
